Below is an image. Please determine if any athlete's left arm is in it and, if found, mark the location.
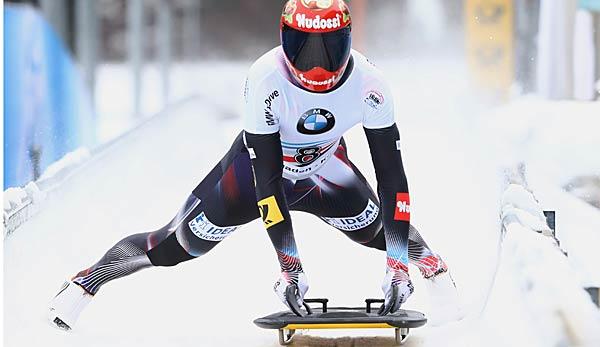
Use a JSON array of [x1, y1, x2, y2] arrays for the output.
[[364, 124, 411, 273], [361, 75, 411, 277]]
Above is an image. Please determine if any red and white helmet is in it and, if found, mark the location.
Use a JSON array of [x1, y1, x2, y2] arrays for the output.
[[280, 0, 352, 92]]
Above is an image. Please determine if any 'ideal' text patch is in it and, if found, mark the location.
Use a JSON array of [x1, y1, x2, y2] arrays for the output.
[[322, 200, 379, 231], [188, 212, 240, 241]]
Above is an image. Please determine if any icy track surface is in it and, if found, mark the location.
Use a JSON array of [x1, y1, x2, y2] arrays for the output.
[[6, 62, 510, 347]]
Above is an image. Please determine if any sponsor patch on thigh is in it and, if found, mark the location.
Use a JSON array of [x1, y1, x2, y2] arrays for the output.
[[188, 212, 240, 242], [322, 199, 379, 231]]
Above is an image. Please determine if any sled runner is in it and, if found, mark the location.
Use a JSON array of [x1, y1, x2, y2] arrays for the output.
[[254, 297, 427, 345]]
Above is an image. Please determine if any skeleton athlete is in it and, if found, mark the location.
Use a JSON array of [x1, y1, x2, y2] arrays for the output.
[[49, 0, 456, 330]]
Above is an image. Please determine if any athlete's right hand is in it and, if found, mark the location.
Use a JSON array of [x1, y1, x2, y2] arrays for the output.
[[274, 271, 309, 316]]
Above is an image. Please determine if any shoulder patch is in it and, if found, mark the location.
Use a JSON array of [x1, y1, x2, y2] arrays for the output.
[[364, 90, 385, 110]]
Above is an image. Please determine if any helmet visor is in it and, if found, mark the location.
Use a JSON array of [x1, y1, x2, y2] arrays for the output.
[[282, 25, 351, 73]]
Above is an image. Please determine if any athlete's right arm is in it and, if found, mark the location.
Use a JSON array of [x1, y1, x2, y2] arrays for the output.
[[242, 62, 308, 313], [243, 131, 308, 314], [243, 132, 303, 273]]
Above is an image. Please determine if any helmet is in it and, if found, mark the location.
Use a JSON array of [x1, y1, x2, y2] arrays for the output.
[[280, 0, 352, 92]]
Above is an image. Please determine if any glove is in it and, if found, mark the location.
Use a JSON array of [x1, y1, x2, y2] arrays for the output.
[[274, 271, 309, 316], [379, 269, 414, 315]]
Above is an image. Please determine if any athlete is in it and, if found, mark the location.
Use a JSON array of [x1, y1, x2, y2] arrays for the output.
[[49, 0, 456, 330]]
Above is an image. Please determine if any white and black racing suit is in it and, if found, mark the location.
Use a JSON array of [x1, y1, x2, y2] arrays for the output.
[[72, 48, 448, 299]]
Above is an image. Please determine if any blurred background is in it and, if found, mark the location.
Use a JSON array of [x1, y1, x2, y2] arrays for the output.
[[4, 0, 599, 190]]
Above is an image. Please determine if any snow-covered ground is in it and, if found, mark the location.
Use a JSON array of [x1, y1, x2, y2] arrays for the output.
[[486, 99, 600, 290], [4, 59, 600, 346]]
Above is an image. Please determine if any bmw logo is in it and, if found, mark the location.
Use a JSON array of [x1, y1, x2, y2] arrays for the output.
[[297, 108, 335, 135]]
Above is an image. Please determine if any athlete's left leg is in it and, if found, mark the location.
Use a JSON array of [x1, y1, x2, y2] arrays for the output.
[[290, 142, 462, 322], [288, 140, 447, 278]]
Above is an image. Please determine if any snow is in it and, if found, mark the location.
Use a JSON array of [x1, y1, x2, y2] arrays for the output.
[[500, 184, 551, 232], [486, 98, 600, 290], [37, 148, 91, 183], [3, 182, 45, 237], [3, 187, 29, 213], [529, 180, 600, 289], [4, 60, 600, 346], [497, 184, 600, 347], [3, 148, 91, 236]]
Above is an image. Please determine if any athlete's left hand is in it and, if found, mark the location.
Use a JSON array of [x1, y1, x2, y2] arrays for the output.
[[379, 270, 414, 315], [274, 271, 309, 316]]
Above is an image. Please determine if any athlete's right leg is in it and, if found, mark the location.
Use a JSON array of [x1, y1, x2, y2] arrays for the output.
[[71, 133, 259, 294], [70, 195, 205, 295], [49, 133, 260, 329]]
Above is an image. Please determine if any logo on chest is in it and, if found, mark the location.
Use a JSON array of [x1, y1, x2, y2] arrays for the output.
[[297, 108, 336, 135]]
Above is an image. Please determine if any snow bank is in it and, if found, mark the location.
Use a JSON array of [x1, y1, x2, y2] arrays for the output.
[[3, 148, 90, 237], [3, 182, 45, 237], [485, 97, 600, 296], [487, 182, 600, 347], [500, 184, 552, 234], [528, 177, 600, 289], [37, 148, 91, 187]]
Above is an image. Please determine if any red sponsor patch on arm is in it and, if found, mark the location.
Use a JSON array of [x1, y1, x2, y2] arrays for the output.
[[394, 193, 410, 221]]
